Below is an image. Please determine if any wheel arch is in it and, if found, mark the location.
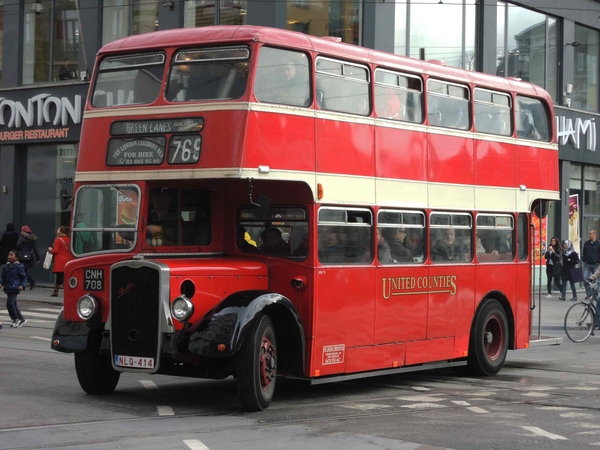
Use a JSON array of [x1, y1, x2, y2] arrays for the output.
[[188, 290, 306, 376], [474, 291, 515, 350]]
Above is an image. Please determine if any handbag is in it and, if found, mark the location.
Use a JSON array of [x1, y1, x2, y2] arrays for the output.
[[43, 251, 53, 270], [21, 250, 33, 262], [570, 264, 584, 283]]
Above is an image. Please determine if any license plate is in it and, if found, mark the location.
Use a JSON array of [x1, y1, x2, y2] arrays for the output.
[[114, 355, 155, 369], [84, 269, 104, 291]]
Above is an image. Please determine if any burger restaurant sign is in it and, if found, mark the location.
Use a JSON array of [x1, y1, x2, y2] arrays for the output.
[[0, 84, 87, 144]]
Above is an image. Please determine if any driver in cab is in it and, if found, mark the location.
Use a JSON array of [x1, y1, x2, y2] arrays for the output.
[[146, 189, 178, 246]]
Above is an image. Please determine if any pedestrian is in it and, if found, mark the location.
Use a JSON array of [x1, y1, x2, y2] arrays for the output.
[[582, 229, 600, 300], [0, 250, 28, 327], [48, 225, 71, 297], [0, 223, 19, 270], [544, 236, 562, 298], [17, 225, 40, 290], [559, 239, 579, 302]]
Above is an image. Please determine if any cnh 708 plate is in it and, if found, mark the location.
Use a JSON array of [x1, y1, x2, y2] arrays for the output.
[[114, 355, 154, 369], [84, 269, 104, 291]]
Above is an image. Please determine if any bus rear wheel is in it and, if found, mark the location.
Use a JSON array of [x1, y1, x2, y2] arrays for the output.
[[74, 333, 120, 395], [467, 299, 508, 376], [236, 314, 277, 411]]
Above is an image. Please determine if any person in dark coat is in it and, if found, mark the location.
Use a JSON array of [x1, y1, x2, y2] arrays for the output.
[[0, 250, 28, 327], [381, 227, 413, 263], [0, 223, 19, 268], [17, 225, 41, 289], [559, 239, 579, 301], [377, 228, 394, 263], [544, 236, 562, 298]]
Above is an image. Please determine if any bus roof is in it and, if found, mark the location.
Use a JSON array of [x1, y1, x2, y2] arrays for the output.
[[98, 26, 551, 102]]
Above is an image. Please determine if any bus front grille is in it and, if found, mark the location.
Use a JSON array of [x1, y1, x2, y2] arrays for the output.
[[110, 265, 161, 366]]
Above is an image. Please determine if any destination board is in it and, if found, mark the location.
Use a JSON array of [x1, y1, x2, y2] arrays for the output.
[[110, 118, 204, 135]]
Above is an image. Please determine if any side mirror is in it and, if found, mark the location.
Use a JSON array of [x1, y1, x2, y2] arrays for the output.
[[60, 189, 72, 211], [251, 195, 271, 219], [532, 200, 549, 219]]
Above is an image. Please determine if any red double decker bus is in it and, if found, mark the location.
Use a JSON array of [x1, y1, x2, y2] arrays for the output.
[[51, 26, 559, 411]]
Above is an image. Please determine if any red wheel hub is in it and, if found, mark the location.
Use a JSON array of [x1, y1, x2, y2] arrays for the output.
[[484, 315, 503, 360], [259, 336, 276, 391]]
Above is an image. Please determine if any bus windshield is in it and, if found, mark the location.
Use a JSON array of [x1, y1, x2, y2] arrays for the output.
[[72, 185, 140, 256], [166, 46, 250, 102], [92, 53, 165, 107]]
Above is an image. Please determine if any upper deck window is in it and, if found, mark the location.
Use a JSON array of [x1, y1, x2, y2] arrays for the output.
[[254, 47, 310, 107], [316, 57, 370, 116], [516, 95, 550, 142], [473, 88, 512, 137], [92, 53, 165, 107], [427, 80, 470, 130], [166, 46, 250, 102], [374, 69, 423, 123]]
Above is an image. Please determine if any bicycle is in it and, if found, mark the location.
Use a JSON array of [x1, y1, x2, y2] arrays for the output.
[[564, 280, 600, 343]]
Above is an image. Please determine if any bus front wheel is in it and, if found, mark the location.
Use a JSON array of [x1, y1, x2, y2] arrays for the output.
[[467, 299, 508, 376], [236, 314, 277, 411], [74, 333, 120, 395]]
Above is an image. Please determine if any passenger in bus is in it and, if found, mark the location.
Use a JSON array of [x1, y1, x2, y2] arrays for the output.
[[319, 228, 345, 263], [377, 228, 394, 264], [381, 228, 412, 263], [431, 228, 467, 262], [237, 225, 258, 252], [290, 225, 309, 257], [275, 61, 309, 106], [377, 88, 405, 120], [476, 236, 486, 254], [488, 230, 512, 257], [147, 190, 179, 246], [406, 229, 424, 258], [261, 228, 288, 254]]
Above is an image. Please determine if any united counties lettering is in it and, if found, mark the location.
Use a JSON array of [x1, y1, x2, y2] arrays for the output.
[[382, 275, 457, 299]]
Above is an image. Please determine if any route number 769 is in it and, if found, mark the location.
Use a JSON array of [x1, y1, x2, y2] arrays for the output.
[[167, 135, 202, 165]]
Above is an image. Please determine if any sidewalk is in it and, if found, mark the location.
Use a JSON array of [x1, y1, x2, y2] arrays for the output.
[[18, 285, 64, 306]]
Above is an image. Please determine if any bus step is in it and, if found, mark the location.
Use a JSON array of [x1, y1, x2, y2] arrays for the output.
[[528, 335, 563, 347]]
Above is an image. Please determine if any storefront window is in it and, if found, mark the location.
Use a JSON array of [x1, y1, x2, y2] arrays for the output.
[[570, 164, 582, 252], [184, 0, 247, 27], [22, 0, 80, 84], [103, 0, 158, 46], [496, 2, 558, 102], [572, 25, 599, 112], [287, 0, 362, 45], [398, 0, 475, 70], [583, 166, 600, 242], [24, 143, 77, 283]]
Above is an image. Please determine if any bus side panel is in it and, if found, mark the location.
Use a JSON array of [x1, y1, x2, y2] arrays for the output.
[[312, 266, 376, 376], [428, 134, 474, 186], [427, 266, 474, 355], [374, 266, 428, 344], [474, 140, 516, 188], [315, 120, 374, 177], [345, 343, 405, 373], [405, 337, 454, 365], [243, 111, 316, 171], [516, 145, 557, 193], [515, 261, 531, 348], [375, 126, 427, 181]]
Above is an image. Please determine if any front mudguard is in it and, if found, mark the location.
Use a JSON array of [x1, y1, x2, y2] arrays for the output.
[[188, 290, 304, 363], [50, 309, 102, 353]]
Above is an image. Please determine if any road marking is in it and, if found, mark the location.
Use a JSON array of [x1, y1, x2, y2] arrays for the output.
[[139, 380, 158, 389], [13, 311, 59, 319], [157, 406, 174, 416], [400, 403, 447, 409], [184, 440, 210, 450], [396, 395, 446, 402], [521, 426, 568, 440], [29, 308, 62, 313], [465, 391, 496, 397], [467, 406, 489, 414], [522, 392, 550, 397], [411, 386, 430, 391], [561, 412, 593, 418], [536, 406, 574, 411], [0, 315, 51, 324], [339, 403, 392, 410], [30, 336, 51, 341], [520, 386, 557, 391], [451, 401, 471, 406], [567, 386, 600, 391]]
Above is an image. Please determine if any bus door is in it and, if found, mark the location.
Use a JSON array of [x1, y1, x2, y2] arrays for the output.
[[313, 207, 376, 376]]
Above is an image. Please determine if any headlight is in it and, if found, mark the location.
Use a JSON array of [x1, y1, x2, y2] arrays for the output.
[[77, 295, 97, 320], [171, 296, 194, 322]]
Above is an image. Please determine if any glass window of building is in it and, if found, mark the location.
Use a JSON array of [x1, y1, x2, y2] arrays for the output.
[[287, 0, 362, 45], [583, 166, 600, 242], [0, 1, 3, 86], [572, 24, 599, 112], [102, 0, 159, 46], [496, 2, 559, 102], [395, 0, 475, 70], [184, 0, 247, 28]]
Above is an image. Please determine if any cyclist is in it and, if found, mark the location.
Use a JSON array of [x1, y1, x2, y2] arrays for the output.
[[586, 265, 600, 327]]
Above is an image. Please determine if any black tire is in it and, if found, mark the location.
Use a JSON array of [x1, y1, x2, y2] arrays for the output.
[[236, 314, 277, 411], [467, 299, 509, 376], [74, 333, 120, 395], [564, 302, 594, 343]]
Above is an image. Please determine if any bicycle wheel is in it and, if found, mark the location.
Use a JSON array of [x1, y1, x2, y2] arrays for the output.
[[564, 302, 594, 343]]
